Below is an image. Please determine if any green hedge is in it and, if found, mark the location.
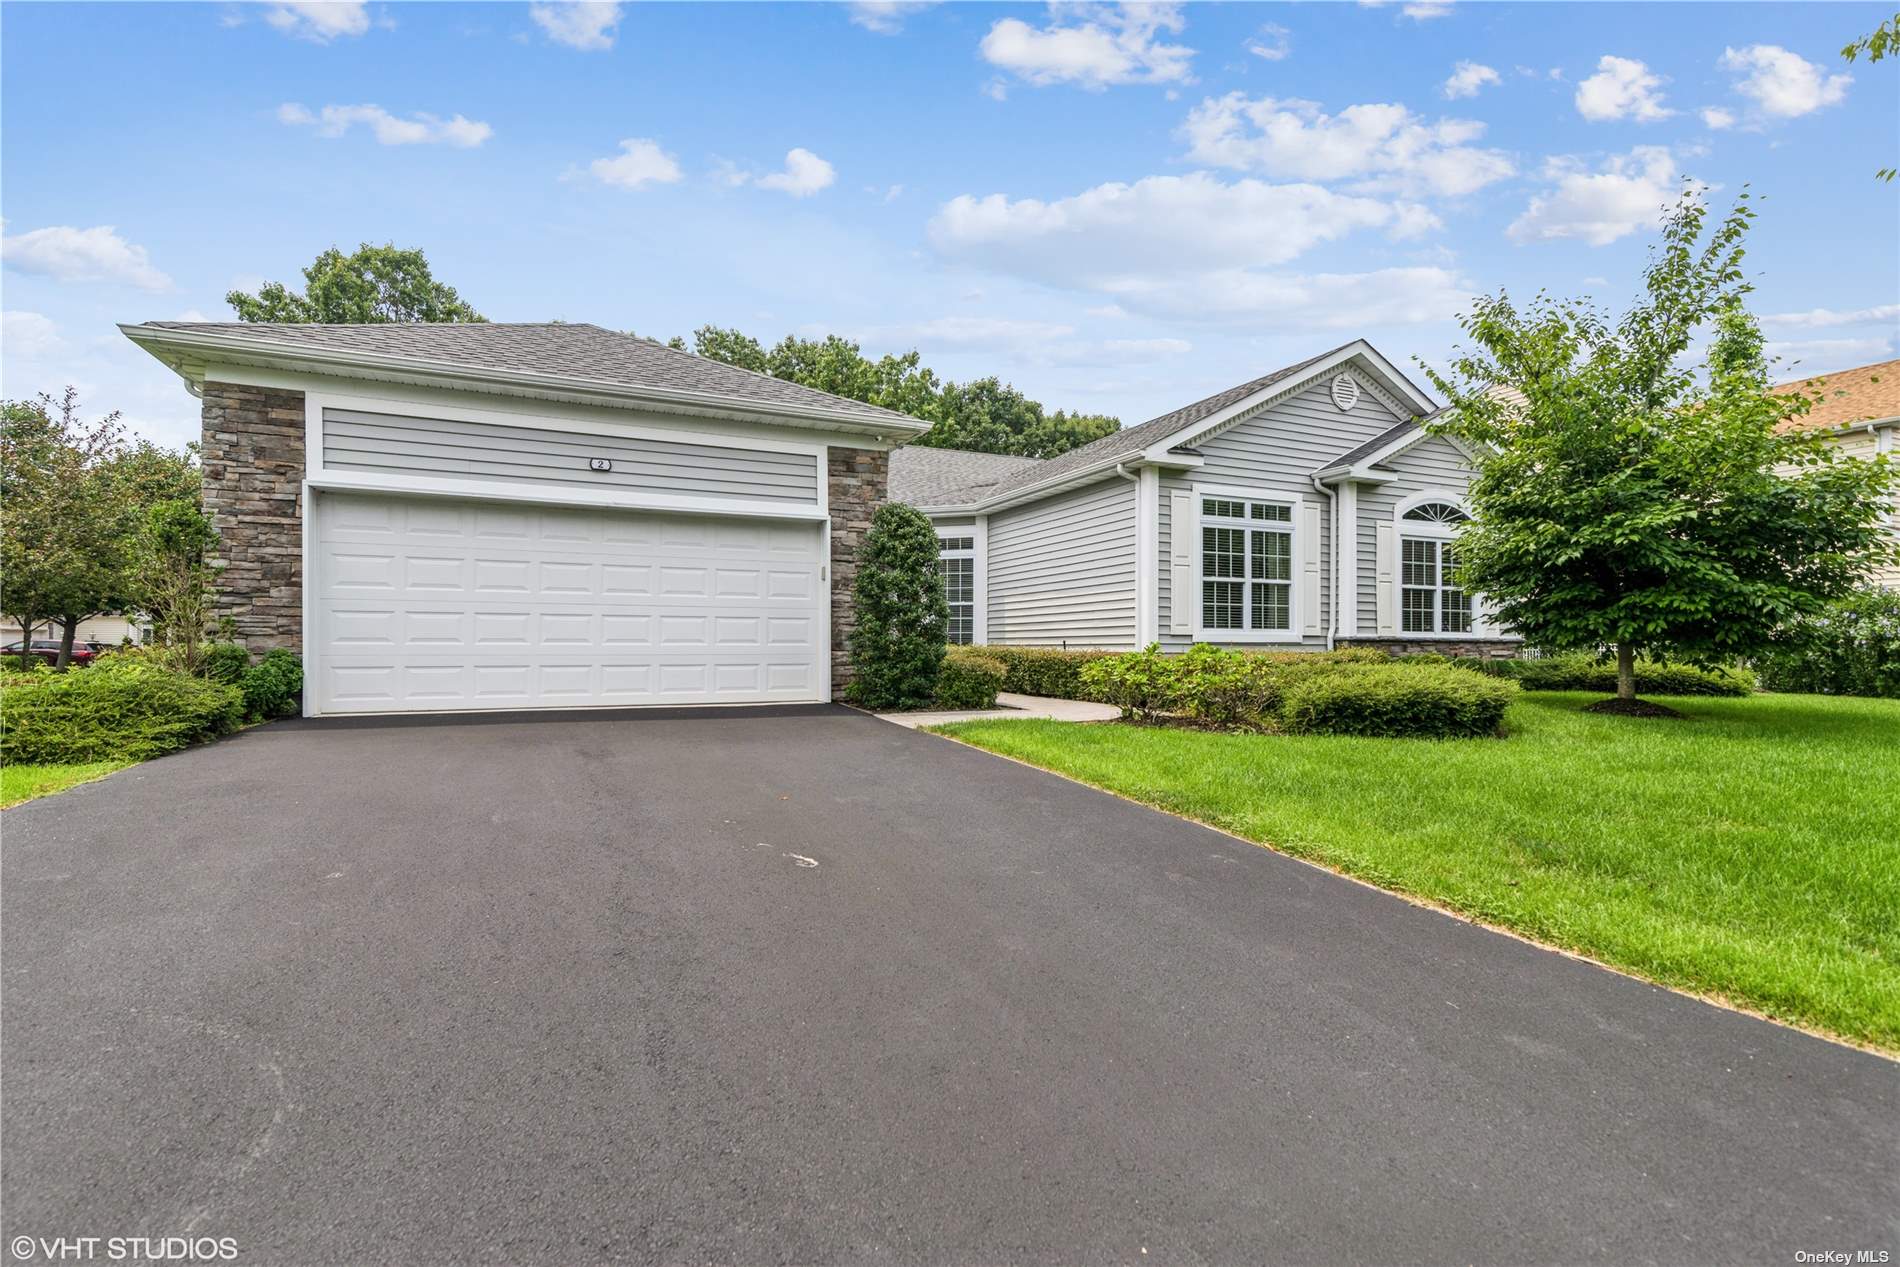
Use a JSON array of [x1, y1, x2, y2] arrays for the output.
[[1282, 664, 1516, 739], [1421, 652, 1754, 696], [0, 658, 244, 764], [1756, 588, 1900, 699], [1076, 644, 1517, 738], [240, 648, 305, 720], [934, 649, 1007, 710], [957, 646, 1122, 699], [202, 642, 251, 685]]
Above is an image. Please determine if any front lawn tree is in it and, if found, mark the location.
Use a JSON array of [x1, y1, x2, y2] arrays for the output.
[[848, 503, 949, 710], [1428, 192, 1897, 710], [226, 243, 484, 323]]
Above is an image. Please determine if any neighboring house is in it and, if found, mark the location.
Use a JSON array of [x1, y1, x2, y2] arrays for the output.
[[122, 322, 930, 716], [892, 341, 1520, 657], [2, 614, 147, 648], [1771, 357, 1900, 589]]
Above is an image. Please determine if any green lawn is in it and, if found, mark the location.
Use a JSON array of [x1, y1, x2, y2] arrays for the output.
[[936, 692, 1900, 1051], [1, 760, 130, 809]]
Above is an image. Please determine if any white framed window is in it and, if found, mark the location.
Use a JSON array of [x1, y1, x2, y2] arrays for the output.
[[1397, 499, 1472, 635], [1194, 490, 1301, 641], [936, 532, 975, 645]]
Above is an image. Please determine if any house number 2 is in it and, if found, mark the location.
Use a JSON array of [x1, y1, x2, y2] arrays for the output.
[[588, 458, 613, 472]]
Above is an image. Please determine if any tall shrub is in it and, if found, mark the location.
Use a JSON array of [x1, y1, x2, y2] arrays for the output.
[[1757, 587, 1900, 698], [848, 503, 948, 710]]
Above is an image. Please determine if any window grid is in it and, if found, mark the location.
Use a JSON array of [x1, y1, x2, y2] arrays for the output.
[[938, 536, 975, 645], [1400, 536, 1470, 635], [1200, 497, 1295, 634]]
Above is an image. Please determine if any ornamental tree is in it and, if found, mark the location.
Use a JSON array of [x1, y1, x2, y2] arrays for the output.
[[227, 243, 484, 323], [848, 502, 949, 710], [1427, 192, 1897, 708]]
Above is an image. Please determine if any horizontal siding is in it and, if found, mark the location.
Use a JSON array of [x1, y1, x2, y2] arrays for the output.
[[1357, 434, 1475, 631], [988, 478, 1137, 647], [1158, 377, 1403, 650], [322, 408, 820, 505]]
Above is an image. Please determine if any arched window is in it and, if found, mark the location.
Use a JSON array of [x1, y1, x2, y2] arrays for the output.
[[1397, 501, 1471, 634]]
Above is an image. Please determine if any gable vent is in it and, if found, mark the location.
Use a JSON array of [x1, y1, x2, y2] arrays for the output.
[[1330, 373, 1361, 412]]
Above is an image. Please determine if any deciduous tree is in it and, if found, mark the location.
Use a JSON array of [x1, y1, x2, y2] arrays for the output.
[[227, 243, 484, 323]]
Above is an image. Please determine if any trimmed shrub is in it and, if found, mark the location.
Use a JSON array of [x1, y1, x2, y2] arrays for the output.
[[1281, 665, 1517, 739], [963, 646, 1121, 699], [934, 649, 1007, 710], [202, 641, 251, 685], [849, 504, 948, 710], [1499, 653, 1754, 696], [1756, 588, 1900, 699], [0, 659, 243, 764], [1078, 644, 1176, 718], [240, 648, 304, 720]]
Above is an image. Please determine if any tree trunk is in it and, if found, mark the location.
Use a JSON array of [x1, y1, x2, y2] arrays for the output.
[[55, 615, 79, 671], [1616, 642, 1637, 700], [13, 614, 40, 670]]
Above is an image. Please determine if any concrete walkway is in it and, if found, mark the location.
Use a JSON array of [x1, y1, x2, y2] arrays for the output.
[[875, 691, 1120, 728]]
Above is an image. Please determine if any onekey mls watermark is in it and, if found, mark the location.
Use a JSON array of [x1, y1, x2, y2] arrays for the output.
[[10, 1237, 238, 1262], [1793, 1253, 1891, 1265]]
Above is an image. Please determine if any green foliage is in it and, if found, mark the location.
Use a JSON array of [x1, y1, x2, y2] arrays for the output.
[[1756, 587, 1900, 698], [227, 243, 484, 323], [849, 503, 949, 710], [1078, 644, 1177, 717], [201, 642, 251, 685], [1434, 654, 1755, 696], [138, 499, 220, 674], [0, 658, 243, 764], [1427, 193, 1898, 702], [962, 646, 1124, 698], [1280, 665, 1518, 739], [1842, 12, 1899, 179], [934, 648, 1007, 710], [688, 324, 1117, 458], [240, 649, 305, 720]]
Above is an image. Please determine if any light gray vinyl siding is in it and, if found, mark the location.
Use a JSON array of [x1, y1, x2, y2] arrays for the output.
[[1357, 433, 1475, 631], [322, 407, 821, 506], [930, 516, 977, 533], [1157, 378, 1404, 650], [987, 477, 1137, 648]]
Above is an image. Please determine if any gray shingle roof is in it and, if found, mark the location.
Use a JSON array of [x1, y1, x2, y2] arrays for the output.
[[136, 321, 926, 429], [888, 446, 1043, 506], [1321, 418, 1423, 470]]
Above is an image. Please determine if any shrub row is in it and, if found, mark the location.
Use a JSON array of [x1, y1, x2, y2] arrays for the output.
[[955, 646, 1124, 700], [0, 645, 306, 766], [1078, 643, 1516, 739], [1755, 587, 1900, 699], [1422, 652, 1755, 696], [934, 648, 1007, 710]]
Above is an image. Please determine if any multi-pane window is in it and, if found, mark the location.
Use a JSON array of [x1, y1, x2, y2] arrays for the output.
[[1399, 502, 1471, 634], [937, 535, 975, 645], [1200, 496, 1294, 633]]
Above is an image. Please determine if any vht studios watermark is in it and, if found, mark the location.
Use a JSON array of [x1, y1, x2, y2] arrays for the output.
[[10, 1237, 238, 1263], [1795, 1252, 1891, 1265]]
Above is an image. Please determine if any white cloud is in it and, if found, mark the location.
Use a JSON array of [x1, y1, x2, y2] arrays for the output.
[[1180, 93, 1514, 198], [1441, 61, 1500, 99], [1086, 303, 1129, 318], [1765, 336, 1895, 367], [530, 1, 622, 50], [755, 148, 837, 197], [980, 2, 1195, 90], [1762, 304, 1899, 329], [1507, 146, 1683, 246], [1718, 44, 1851, 118], [1574, 55, 1672, 122], [1, 311, 62, 359], [1246, 23, 1289, 61], [263, 1, 370, 42], [587, 138, 684, 189], [871, 316, 1191, 367], [927, 171, 1467, 326], [277, 102, 492, 147], [1401, 2, 1453, 18], [1, 224, 172, 291], [847, 1, 936, 33], [1700, 106, 1736, 130]]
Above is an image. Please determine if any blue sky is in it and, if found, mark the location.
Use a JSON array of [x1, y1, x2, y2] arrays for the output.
[[3, 0, 1895, 450]]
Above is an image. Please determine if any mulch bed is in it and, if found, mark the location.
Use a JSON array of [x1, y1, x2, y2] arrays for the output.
[[1582, 697, 1683, 719]]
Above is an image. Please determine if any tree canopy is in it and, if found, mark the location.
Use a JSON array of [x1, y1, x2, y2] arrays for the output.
[[227, 243, 485, 323], [1841, 13, 1898, 180], [682, 324, 1118, 459], [1427, 192, 1898, 707]]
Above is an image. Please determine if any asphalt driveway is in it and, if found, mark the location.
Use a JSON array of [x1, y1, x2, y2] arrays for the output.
[[2, 705, 1894, 1265]]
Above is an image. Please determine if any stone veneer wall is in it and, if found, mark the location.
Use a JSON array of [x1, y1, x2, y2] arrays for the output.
[[201, 383, 306, 656], [826, 447, 889, 698], [1338, 636, 1522, 660]]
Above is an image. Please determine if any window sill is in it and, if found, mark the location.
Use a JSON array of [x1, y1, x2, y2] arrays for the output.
[[1191, 631, 1307, 644]]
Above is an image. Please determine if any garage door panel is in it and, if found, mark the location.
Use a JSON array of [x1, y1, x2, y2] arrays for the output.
[[315, 492, 825, 713]]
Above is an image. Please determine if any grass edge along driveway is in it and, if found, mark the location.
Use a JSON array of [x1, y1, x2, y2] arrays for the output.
[[1, 760, 130, 809], [936, 692, 1900, 1053]]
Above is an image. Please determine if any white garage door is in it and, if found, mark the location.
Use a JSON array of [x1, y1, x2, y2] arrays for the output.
[[311, 491, 826, 714]]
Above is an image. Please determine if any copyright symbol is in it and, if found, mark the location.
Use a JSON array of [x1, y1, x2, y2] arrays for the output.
[[10, 1237, 32, 1260]]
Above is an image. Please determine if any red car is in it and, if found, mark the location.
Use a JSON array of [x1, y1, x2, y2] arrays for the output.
[[3, 639, 98, 667]]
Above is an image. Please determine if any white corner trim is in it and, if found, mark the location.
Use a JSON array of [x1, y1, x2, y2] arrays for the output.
[[1136, 466, 1159, 645], [1337, 480, 1360, 637], [973, 515, 990, 645]]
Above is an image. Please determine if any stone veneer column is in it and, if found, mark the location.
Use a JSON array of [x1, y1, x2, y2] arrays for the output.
[[826, 447, 889, 699], [200, 383, 307, 656]]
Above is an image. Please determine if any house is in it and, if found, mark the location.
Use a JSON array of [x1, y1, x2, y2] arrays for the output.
[[891, 341, 1520, 657], [1771, 357, 1900, 589], [121, 321, 931, 715], [2, 614, 148, 649]]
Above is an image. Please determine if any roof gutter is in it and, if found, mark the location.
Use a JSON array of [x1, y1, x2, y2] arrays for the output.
[[118, 323, 932, 440]]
